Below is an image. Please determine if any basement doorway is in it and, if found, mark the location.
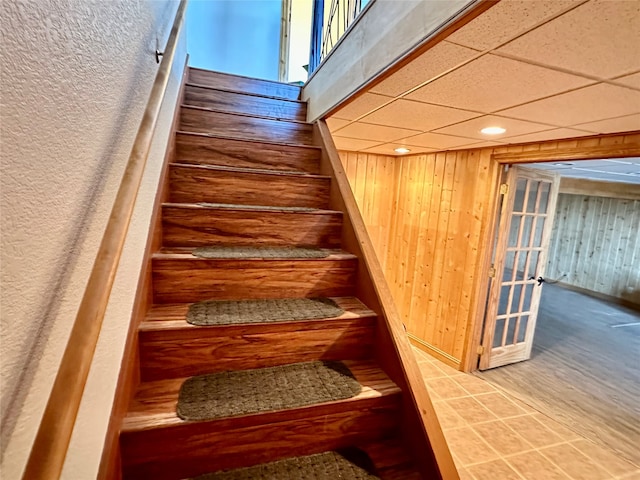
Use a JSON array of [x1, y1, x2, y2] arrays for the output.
[[475, 158, 640, 465]]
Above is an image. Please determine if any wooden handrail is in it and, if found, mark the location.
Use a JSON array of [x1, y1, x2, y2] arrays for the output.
[[316, 120, 459, 479], [21, 2, 187, 478]]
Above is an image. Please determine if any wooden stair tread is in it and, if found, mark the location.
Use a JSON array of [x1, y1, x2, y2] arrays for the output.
[[186, 82, 307, 104], [122, 360, 400, 432], [162, 202, 339, 215], [175, 130, 322, 151], [188, 67, 301, 101], [152, 247, 355, 261], [140, 296, 375, 330], [169, 162, 328, 179], [181, 104, 310, 125]]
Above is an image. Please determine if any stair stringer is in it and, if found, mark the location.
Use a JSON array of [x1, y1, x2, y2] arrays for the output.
[[314, 120, 459, 480]]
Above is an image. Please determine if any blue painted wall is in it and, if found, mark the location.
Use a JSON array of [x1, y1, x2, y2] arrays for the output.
[[186, 0, 282, 81]]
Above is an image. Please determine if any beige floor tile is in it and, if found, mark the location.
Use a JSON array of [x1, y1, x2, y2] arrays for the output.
[[533, 413, 582, 441], [433, 361, 461, 377], [540, 443, 612, 480], [444, 427, 500, 466], [433, 400, 469, 430], [473, 420, 534, 456], [502, 414, 565, 449], [570, 439, 639, 477], [474, 392, 529, 418], [425, 377, 469, 400], [446, 396, 499, 425], [620, 471, 640, 479], [418, 360, 449, 379], [507, 450, 570, 480], [457, 467, 475, 480], [454, 374, 498, 395], [467, 459, 523, 480]]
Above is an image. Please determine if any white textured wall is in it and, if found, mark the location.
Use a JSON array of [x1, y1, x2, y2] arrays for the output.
[[0, 0, 186, 477]]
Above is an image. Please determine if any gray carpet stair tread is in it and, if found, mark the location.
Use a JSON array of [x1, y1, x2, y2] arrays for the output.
[[190, 450, 380, 479], [177, 361, 362, 421], [186, 297, 345, 326]]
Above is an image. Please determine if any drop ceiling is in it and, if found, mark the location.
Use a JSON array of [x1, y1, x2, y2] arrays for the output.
[[327, 0, 640, 156]]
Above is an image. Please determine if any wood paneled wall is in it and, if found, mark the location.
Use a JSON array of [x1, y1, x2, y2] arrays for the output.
[[547, 193, 640, 305], [340, 150, 499, 367], [340, 132, 640, 370]]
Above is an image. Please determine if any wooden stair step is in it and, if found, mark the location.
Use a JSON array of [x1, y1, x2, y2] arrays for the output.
[[138, 297, 376, 381], [180, 106, 314, 146], [175, 131, 322, 174], [152, 248, 358, 303], [184, 83, 307, 121], [168, 163, 330, 208], [189, 67, 301, 101], [161, 202, 343, 248], [120, 360, 401, 480]]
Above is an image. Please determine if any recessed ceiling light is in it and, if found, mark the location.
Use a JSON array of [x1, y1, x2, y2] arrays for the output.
[[553, 162, 574, 166], [480, 126, 506, 135], [394, 147, 411, 154]]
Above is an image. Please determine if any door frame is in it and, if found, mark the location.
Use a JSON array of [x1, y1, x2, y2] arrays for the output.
[[462, 132, 640, 373]]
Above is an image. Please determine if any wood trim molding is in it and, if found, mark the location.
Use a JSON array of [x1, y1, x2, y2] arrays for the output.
[[408, 334, 461, 370], [316, 120, 459, 480], [21, 2, 188, 479], [493, 139, 640, 164], [96, 57, 190, 480], [559, 177, 640, 201]]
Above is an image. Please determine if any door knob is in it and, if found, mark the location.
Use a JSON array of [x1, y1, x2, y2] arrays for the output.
[[528, 276, 545, 286]]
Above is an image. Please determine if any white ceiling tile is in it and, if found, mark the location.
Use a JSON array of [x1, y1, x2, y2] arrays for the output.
[[497, 0, 640, 79], [498, 83, 640, 126], [611, 72, 640, 90], [370, 41, 479, 97], [326, 117, 350, 131], [405, 54, 592, 113], [574, 113, 640, 134], [449, 140, 506, 150], [499, 128, 595, 145], [336, 122, 422, 142], [433, 115, 551, 141], [363, 143, 437, 156], [359, 99, 481, 132], [446, 0, 579, 51], [332, 137, 381, 151], [398, 132, 479, 150], [332, 93, 393, 121]]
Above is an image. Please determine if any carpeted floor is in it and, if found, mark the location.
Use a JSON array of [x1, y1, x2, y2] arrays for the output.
[[477, 283, 640, 465], [177, 361, 362, 421], [186, 297, 344, 326]]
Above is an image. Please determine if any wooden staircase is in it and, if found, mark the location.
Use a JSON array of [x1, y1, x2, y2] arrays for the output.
[[111, 68, 454, 480]]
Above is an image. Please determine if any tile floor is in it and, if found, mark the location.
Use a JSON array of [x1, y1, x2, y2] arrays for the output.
[[413, 348, 640, 480]]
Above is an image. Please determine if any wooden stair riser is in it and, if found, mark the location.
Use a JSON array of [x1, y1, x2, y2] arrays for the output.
[[180, 107, 314, 145], [121, 397, 401, 480], [174, 133, 321, 174], [162, 205, 343, 248], [184, 84, 306, 121], [189, 68, 301, 101], [139, 317, 376, 381], [152, 257, 358, 303], [168, 165, 330, 208]]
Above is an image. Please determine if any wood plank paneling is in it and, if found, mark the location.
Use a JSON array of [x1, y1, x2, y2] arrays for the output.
[[547, 193, 640, 305], [339, 149, 497, 367]]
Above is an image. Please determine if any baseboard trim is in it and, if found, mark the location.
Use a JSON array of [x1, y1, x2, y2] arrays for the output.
[[408, 334, 461, 370]]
